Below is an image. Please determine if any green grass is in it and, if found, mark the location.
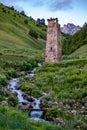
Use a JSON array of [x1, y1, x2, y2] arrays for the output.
[[32, 58, 87, 99], [0, 106, 62, 130], [22, 58, 87, 129], [0, 3, 87, 130], [62, 23, 87, 55], [70, 44, 87, 58], [0, 4, 46, 57]]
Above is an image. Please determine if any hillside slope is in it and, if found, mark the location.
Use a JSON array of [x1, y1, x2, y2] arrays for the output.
[[70, 44, 87, 58], [0, 3, 87, 130], [0, 4, 46, 58], [62, 23, 87, 55]]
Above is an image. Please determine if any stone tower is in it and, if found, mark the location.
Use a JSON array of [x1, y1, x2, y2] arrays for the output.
[[45, 18, 61, 63]]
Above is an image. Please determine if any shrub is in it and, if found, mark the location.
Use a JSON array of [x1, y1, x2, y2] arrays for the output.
[[20, 10, 26, 16], [21, 84, 33, 95], [13, 13, 16, 17], [0, 52, 3, 55], [10, 6, 14, 10], [5, 69, 18, 79], [29, 29, 38, 39], [39, 33, 46, 40], [32, 89, 42, 98], [24, 19, 28, 24], [0, 106, 61, 130], [0, 75, 7, 87], [2, 8, 6, 13], [8, 96, 18, 106], [8, 11, 10, 14]]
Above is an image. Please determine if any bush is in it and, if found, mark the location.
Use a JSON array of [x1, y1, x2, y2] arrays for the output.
[[0, 106, 61, 130], [32, 89, 42, 98], [10, 6, 14, 10], [20, 10, 26, 16], [5, 69, 18, 79], [21, 84, 33, 95], [8, 96, 18, 106], [24, 19, 28, 24], [2, 8, 6, 13], [0, 75, 7, 87], [29, 29, 38, 39], [39, 33, 46, 40]]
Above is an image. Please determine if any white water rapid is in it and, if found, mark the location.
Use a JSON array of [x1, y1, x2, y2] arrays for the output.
[[5, 63, 44, 121]]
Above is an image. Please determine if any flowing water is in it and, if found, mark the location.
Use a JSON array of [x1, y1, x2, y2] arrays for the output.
[[5, 64, 44, 121]]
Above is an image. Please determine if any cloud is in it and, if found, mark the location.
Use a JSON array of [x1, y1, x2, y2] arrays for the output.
[[49, 0, 73, 11], [0, 0, 73, 11], [32, 0, 44, 7], [0, 0, 19, 6], [30, 0, 73, 11]]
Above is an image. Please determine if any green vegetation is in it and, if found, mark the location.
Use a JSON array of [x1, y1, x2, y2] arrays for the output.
[[17, 56, 87, 129], [27, 58, 87, 129], [70, 44, 87, 58], [29, 28, 38, 39], [0, 3, 46, 57], [0, 3, 87, 130], [33, 59, 87, 99], [0, 106, 62, 130], [62, 23, 87, 54]]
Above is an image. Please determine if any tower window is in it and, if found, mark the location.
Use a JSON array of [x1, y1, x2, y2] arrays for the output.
[[50, 47, 52, 51]]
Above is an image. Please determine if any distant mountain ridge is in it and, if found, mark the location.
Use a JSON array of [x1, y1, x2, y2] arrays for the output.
[[62, 23, 87, 55], [61, 23, 81, 35]]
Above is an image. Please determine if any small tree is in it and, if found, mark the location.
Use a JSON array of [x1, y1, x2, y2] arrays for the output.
[[2, 8, 6, 13], [24, 19, 28, 24], [20, 10, 25, 16], [29, 29, 38, 39], [10, 6, 14, 10]]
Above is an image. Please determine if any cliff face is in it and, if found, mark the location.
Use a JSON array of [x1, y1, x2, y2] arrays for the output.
[[61, 23, 81, 35]]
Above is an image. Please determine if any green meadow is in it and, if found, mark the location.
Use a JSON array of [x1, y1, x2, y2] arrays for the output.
[[0, 3, 87, 130]]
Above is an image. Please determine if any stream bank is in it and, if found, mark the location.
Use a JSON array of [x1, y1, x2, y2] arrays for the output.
[[3, 64, 65, 126], [4, 64, 47, 121]]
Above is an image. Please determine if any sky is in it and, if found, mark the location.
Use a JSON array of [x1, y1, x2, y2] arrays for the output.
[[0, 0, 87, 27]]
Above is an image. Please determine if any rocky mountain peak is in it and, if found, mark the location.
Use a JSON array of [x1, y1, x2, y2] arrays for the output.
[[61, 23, 81, 35]]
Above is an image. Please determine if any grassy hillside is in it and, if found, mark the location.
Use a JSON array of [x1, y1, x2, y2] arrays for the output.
[[0, 106, 62, 130], [62, 23, 87, 55], [0, 3, 46, 58], [0, 3, 87, 130], [28, 58, 87, 129], [70, 44, 87, 58]]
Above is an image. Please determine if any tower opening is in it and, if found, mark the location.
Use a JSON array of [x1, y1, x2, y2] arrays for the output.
[[50, 47, 52, 51]]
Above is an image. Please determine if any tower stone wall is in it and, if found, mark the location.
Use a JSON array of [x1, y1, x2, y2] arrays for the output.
[[45, 18, 62, 63]]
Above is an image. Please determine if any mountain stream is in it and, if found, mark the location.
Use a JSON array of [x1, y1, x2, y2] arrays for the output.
[[5, 64, 46, 121]]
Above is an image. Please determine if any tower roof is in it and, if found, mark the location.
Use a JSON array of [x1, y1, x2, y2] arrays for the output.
[[47, 18, 58, 22]]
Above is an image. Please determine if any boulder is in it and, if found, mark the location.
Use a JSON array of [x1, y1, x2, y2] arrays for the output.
[[46, 116, 54, 121], [46, 116, 65, 126], [54, 118, 65, 126], [84, 96, 87, 102], [82, 96, 87, 106], [22, 93, 28, 100], [27, 97, 34, 102], [0, 101, 8, 106], [22, 102, 28, 105], [82, 96, 87, 103], [29, 104, 33, 109], [13, 91, 18, 96], [59, 102, 63, 106], [39, 101, 44, 108], [16, 85, 20, 90], [71, 110, 77, 114], [21, 104, 29, 111]]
